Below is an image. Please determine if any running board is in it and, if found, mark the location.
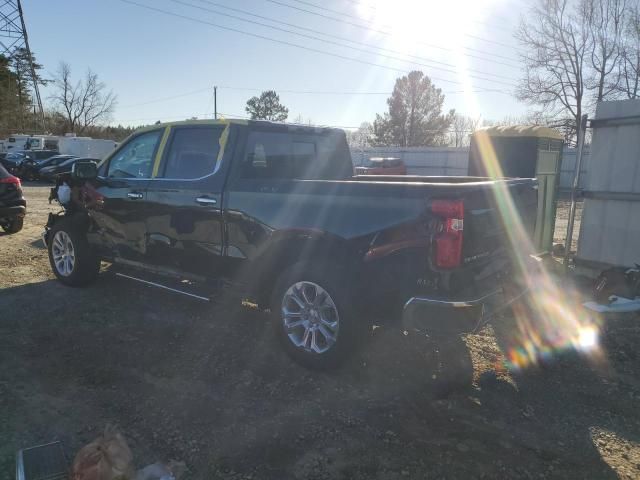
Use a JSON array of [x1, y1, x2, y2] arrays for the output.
[[115, 272, 210, 302]]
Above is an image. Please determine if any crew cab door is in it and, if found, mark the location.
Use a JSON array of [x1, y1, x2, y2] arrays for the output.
[[90, 129, 163, 261], [143, 124, 230, 276]]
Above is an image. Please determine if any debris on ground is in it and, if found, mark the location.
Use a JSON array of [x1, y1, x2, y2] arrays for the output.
[[71, 426, 185, 480]]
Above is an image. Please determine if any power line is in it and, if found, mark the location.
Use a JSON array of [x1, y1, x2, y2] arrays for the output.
[[115, 85, 507, 112], [264, 0, 523, 56], [119, 87, 211, 108], [341, 0, 516, 25], [282, 0, 521, 50], [172, 0, 515, 85], [191, 0, 520, 70], [290, 0, 515, 35], [118, 0, 515, 90], [117, 111, 216, 123], [217, 85, 506, 95]]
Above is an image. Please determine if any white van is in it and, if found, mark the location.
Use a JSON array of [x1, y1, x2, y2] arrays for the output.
[[57, 136, 117, 159]]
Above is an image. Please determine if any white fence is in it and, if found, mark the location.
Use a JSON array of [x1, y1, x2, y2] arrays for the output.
[[576, 99, 640, 269], [351, 146, 590, 190], [351, 147, 469, 177]]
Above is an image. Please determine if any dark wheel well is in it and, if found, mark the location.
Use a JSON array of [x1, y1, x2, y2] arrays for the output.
[[245, 235, 358, 308]]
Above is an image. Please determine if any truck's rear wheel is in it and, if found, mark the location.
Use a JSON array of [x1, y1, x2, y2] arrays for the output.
[[47, 218, 100, 287], [271, 263, 360, 370]]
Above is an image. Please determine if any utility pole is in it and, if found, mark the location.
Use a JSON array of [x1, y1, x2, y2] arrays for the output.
[[564, 114, 589, 272], [0, 0, 45, 132], [214, 85, 217, 119]]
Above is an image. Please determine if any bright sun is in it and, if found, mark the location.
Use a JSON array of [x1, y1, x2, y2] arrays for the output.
[[357, 0, 501, 51], [355, 0, 503, 119]]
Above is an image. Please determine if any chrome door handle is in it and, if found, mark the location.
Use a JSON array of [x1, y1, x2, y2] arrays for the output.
[[127, 192, 143, 199], [196, 196, 217, 205]]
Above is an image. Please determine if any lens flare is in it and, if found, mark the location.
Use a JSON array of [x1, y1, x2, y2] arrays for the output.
[[473, 130, 605, 371], [576, 326, 598, 350]]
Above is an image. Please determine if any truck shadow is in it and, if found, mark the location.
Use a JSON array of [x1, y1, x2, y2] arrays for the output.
[[0, 276, 632, 478], [483, 311, 639, 479]]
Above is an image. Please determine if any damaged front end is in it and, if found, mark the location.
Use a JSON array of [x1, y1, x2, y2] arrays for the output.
[[42, 160, 100, 248]]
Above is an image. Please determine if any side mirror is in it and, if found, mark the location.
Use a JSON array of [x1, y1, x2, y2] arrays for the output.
[[72, 160, 98, 180]]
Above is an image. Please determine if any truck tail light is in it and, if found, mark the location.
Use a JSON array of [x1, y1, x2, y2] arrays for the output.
[[431, 199, 464, 268], [0, 175, 21, 187]]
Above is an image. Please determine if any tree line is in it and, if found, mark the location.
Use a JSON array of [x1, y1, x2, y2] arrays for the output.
[[244, 70, 460, 148], [0, 51, 128, 140], [4, 0, 639, 146]]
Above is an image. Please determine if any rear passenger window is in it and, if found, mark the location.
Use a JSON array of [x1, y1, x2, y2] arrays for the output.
[[242, 132, 318, 179], [161, 127, 223, 179]]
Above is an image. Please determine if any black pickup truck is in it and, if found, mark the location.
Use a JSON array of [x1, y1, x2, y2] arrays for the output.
[[44, 119, 539, 368]]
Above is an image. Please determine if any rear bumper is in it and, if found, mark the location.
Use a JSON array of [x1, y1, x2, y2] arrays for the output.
[[401, 254, 547, 335], [405, 288, 504, 310], [403, 285, 529, 334], [0, 205, 26, 218]]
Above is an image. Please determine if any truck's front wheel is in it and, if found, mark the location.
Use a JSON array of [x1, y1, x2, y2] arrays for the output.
[[271, 263, 360, 370], [47, 218, 100, 287]]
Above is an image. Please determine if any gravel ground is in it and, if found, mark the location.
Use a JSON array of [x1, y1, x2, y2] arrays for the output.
[[1, 185, 639, 479], [554, 197, 583, 253]]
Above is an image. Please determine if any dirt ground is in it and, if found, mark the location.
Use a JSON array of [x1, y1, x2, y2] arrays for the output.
[[1, 185, 640, 480], [553, 197, 583, 253]]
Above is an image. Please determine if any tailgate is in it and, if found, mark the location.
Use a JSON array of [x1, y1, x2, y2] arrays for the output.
[[461, 180, 538, 266]]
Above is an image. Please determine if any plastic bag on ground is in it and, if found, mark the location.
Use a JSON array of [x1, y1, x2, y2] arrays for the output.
[[135, 461, 186, 480]]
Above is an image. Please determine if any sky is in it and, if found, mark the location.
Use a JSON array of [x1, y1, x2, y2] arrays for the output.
[[24, 0, 530, 130]]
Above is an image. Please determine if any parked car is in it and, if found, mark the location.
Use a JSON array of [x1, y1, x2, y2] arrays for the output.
[[21, 154, 77, 181], [17, 150, 61, 180], [39, 156, 97, 181], [0, 164, 26, 234], [0, 152, 27, 175], [44, 119, 539, 369], [355, 157, 407, 175]]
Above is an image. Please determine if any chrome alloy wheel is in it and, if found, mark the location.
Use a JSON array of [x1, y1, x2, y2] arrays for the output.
[[51, 230, 75, 277], [281, 281, 340, 354]]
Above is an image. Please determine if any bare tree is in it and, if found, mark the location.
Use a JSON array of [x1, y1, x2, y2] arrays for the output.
[[292, 114, 314, 125], [619, 3, 640, 97], [346, 122, 374, 150], [585, 0, 626, 103], [50, 62, 117, 134], [449, 114, 480, 147], [345, 122, 374, 167], [516, 0, 592, 145]]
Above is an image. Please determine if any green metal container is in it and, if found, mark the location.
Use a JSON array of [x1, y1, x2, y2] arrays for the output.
[[468, 125, 564, 252]]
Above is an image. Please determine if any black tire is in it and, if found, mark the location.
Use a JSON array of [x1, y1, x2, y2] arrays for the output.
[[270, 262, 361, 370], [2, 216, 23, 234], [47, 217, 100, 287]]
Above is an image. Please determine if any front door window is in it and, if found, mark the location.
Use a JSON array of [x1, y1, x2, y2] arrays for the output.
[[107, 130, 162, 179]]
